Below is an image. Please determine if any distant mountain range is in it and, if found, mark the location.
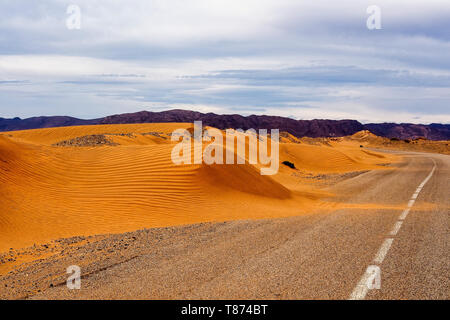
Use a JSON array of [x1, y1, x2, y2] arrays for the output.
[[0, 109, 449, 140]]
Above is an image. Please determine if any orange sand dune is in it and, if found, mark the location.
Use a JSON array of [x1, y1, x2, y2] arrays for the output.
[[0, 124, 398, 252], [5, 123, 191, 146], [279, 143, 387, 173], [336, 130, 450, 155]]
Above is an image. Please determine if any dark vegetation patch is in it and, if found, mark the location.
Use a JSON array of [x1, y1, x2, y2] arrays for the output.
[[282, 160, 296, 169]]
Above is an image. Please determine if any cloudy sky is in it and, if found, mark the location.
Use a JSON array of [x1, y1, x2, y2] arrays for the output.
[[1, 0, 449, 123]]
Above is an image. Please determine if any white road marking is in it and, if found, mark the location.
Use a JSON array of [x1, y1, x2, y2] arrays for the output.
[[348, 267, 373, 300], [373, 238, 394, 264], [349, 158, 437, 300], [398, 208, 410, 220], [389, 221, 403, 236]]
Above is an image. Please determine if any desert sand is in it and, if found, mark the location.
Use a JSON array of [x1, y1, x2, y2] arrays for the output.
[[0, 123, 402, 254]]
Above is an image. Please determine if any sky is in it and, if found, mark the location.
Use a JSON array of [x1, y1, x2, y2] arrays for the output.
[[0, 0, 449, 123]]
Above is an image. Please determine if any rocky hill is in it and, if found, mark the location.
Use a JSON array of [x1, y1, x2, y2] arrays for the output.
[[1, 109, 448, 140]]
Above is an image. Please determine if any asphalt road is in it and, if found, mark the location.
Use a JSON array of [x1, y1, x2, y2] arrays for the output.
[[2, 151, 448, 300]]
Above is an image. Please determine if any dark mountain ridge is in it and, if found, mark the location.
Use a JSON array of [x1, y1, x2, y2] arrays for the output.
[[1, 109, 449, 140]]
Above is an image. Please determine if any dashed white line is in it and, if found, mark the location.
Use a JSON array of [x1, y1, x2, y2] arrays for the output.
[[348, 267, 373, 300], [389, 221, 403, 236], [349, 158, 437, 300], [398, 208, 410, 221], [373, 238, 394, 264]]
